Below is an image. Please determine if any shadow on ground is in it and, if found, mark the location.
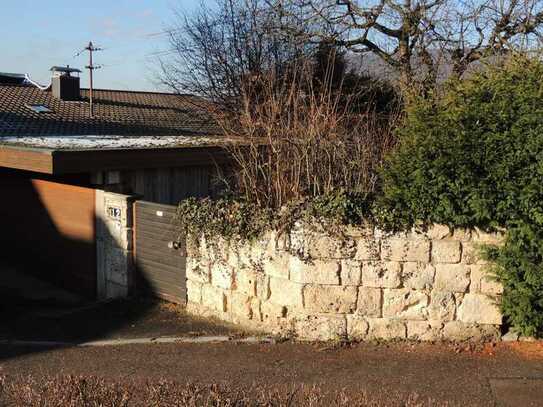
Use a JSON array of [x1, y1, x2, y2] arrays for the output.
[[0, 264, 238, 342]]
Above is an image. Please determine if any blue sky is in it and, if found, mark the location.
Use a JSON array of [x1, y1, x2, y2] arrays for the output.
[[1, 0, 201, 92]]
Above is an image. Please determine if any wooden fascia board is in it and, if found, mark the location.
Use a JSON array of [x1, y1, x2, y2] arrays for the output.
[[51, 145, 232, 174], [0, 146, 54, 174]]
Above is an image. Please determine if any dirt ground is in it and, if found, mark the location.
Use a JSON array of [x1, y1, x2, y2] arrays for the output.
[[1, 340, 542, 406]]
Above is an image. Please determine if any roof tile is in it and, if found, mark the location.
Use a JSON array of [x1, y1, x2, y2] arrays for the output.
[[0, 84, 219, 139]]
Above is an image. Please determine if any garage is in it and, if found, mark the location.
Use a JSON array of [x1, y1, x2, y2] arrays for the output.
[[1, 72, 228, 303]]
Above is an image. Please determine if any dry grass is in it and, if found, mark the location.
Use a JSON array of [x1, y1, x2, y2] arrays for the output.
[[0, 375, 452, 406], [213, 62, 400, 209]]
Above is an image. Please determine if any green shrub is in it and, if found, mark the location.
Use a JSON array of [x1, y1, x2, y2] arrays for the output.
[[380, 56, 543, 336]]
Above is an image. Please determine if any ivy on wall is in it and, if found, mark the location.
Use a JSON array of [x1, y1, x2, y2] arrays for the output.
[[176, 190, 374, 245]]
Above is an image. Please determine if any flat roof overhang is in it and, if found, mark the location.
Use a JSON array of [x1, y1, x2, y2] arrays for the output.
[[0, 144, 232, 175]]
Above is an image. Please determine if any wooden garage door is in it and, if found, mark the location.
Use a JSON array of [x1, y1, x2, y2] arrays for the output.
[[134, 201, 186, 304], [0, 176, 96, 298]]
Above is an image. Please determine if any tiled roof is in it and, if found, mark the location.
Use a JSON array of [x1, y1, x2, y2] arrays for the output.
[[0, 84, 222, 149]]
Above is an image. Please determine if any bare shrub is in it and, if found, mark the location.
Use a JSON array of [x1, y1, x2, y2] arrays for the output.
[[0, 375, 131, 407], [0, 375, 452, 406], [214, 61, 400, 209]]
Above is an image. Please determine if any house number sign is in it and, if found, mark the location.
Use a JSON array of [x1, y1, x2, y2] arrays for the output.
[[107, 206, 122, 220]]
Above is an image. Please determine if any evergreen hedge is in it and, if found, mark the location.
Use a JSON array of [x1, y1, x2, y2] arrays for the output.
[[380, 57, 543, 337]]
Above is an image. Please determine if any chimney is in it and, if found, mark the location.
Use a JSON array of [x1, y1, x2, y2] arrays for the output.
[[50, 66, 82, 101]]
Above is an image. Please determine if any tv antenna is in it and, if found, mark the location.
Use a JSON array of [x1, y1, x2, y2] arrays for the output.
[[78, 41, 103, 117]]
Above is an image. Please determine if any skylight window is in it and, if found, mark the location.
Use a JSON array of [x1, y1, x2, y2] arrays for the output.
[[26, 104, 52, 114]]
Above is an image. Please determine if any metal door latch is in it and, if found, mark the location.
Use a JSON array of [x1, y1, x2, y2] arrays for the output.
[[168, 241, 182, 250]]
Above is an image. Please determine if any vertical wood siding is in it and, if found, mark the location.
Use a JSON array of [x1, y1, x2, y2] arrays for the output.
[[124, 165, 222, 205]]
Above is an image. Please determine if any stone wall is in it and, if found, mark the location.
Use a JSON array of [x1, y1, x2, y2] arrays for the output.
[[186, 224, 505, 342]]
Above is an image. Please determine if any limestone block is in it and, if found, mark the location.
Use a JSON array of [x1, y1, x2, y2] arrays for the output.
[[303, 285, 357, 313], [356, 287, 382, 317], [186, 258, 211, 284], [211, 261, 234, 290], [457, 294, 502, 325], [235, 243, 253, 268], [354, 238, 380, 260], [373, 228, 393, 241], [230, 291, 253, 319], [382, 289, 429, 320], [226, 246, 241, 269], [381, 238, 431, 262], [269, 277, 304, 307], [201, 285, 227, 312], [289, 257, 340, 285], [262, 254, 289, 279], [481, 277, 503, 296], [261, 301, 287, 323], [366, 318, 407, 340], [361, 262, 401, 288], [255, 273, 271, 300], [265, 230, 289, 254], [340, 260, 362, 286], [470, 265, 503, 295], [432, 240, 461, 263], [186, 279, 203, 304], [461, 243, 487, 265], [294, 314, 347, 341], [250, 237, 270, 261], [306, 233, 356, 259], [409, 226, 430, 240], [428, 291, 456, 321], [236, 269, 257, 296], [407, 320, 443, 341], [249, 297, 262, 321], [451, 228, 472, 242], [469, 265, 486, 293], [346, 315, 369, 340], [344, 225, 374, 238], [426, 224, 451, 240], [443, 321, 500, 342], [236, 240, 267, 268], [402, 262, 435, 290], [339, 237, 358, 258], [434, 264, 470, 292]]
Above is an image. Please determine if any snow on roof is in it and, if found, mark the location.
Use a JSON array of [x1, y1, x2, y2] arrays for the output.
[[0, 134, 224, 150]]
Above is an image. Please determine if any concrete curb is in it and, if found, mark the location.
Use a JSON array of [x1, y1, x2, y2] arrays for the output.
[[0, 336, 276, 348]]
